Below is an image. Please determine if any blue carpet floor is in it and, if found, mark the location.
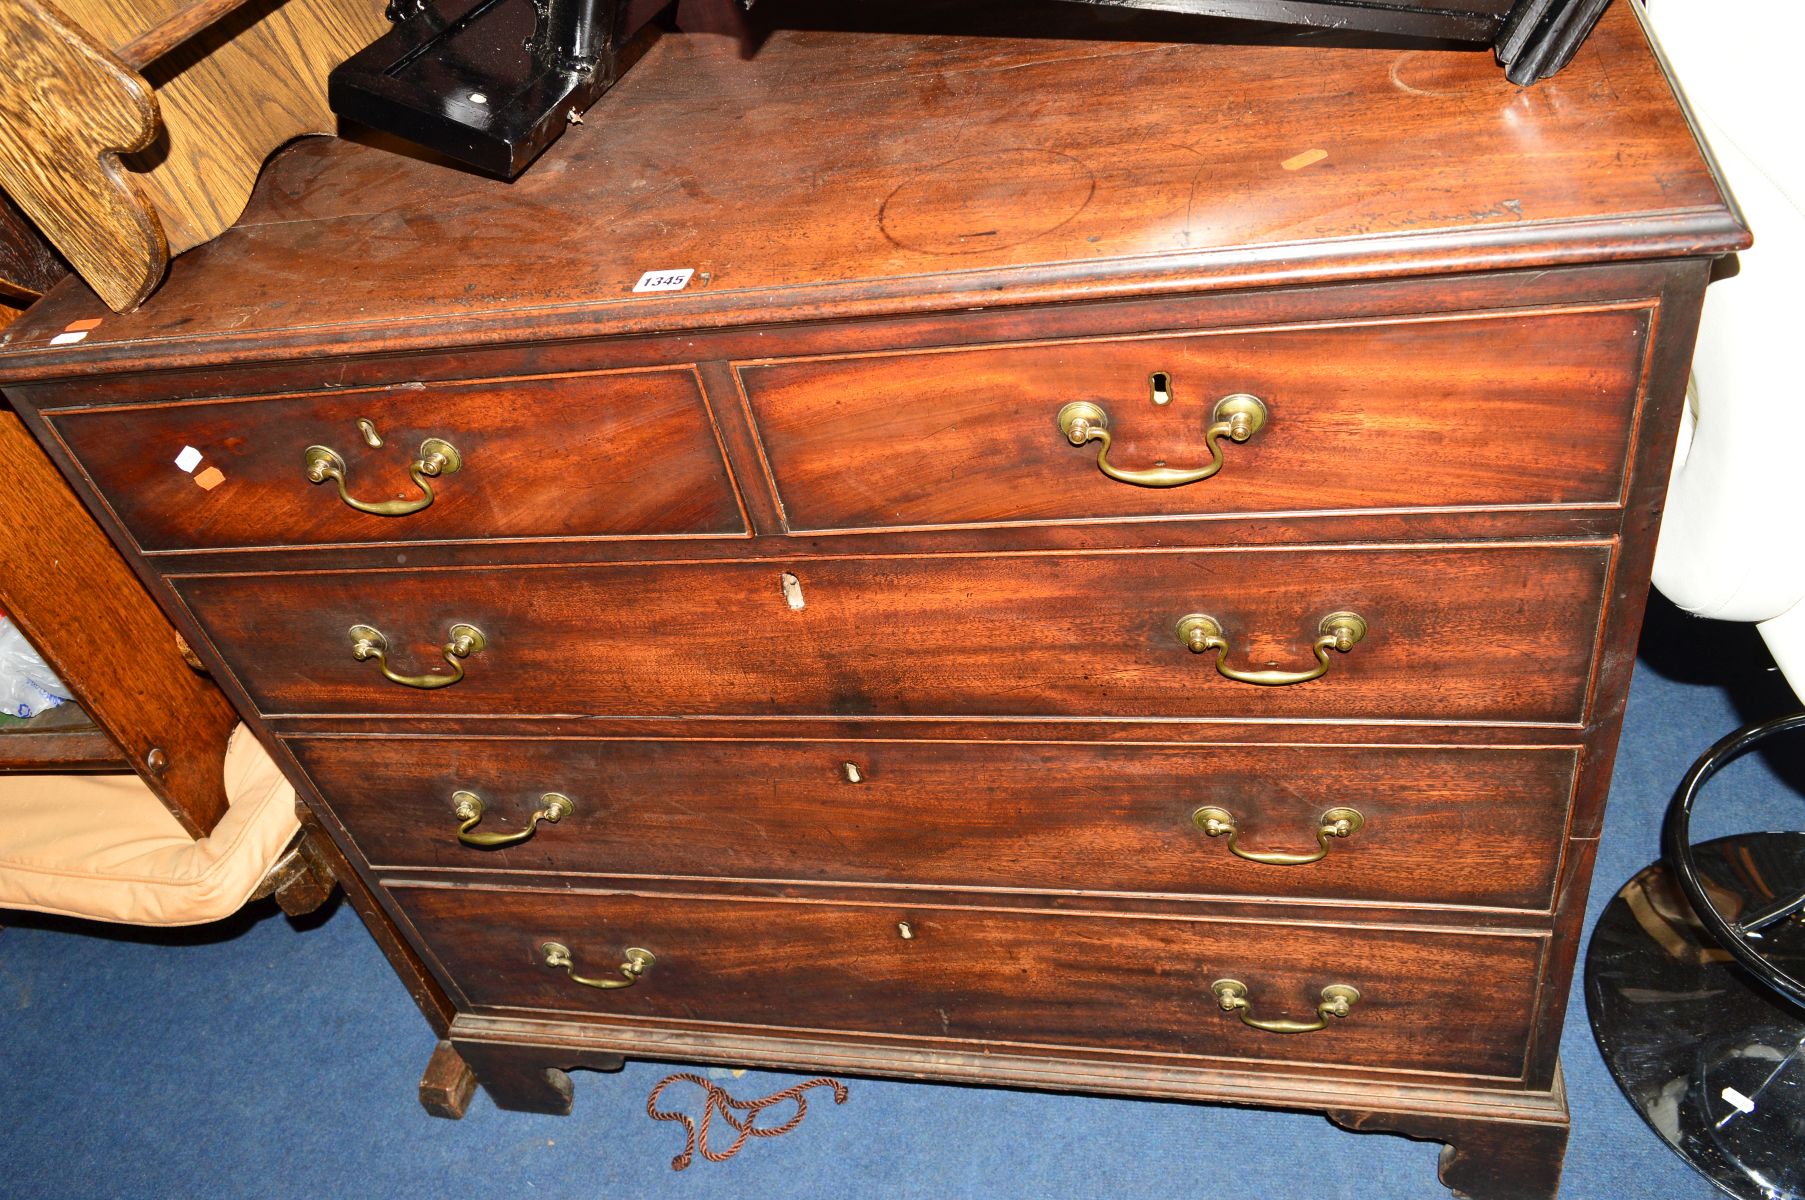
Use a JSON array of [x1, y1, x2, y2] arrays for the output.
[[2, 594, 1800, 1200]]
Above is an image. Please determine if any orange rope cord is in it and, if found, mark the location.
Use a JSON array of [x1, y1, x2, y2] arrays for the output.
[[647, 1072, 849, 1171]]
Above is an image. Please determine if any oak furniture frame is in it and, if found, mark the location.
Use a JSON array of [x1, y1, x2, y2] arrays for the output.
[[0, 397, 237, 826], [0, 0, 387, 312]]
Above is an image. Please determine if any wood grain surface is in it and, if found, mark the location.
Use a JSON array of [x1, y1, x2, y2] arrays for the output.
[[740, 305, 1652, 531], [112, 0, 263, 70], [96, 0, 387, 251], [0, 400, 237, 833], [0, 0, 385, 312], [0, 188, 68, 302], [292, 735, 1579, 909], [51, 367, 747, 551], [416, 1039, 477, 1119], [0, 0, 1738, 1178], [395, 882, 1546, 1080], [0, 703, 128, 770], [0, 0, 1742, 368], [0, 0, 165, 313], [1329, 1105, 1569, 1200], [173, 543, 1611, 724]]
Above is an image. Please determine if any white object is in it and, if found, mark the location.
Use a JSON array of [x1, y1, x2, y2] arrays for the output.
[[0, 617, 71, 718], [632, 268, 694, 293], [1644, 0, 1805, 701], [1721, 1086, 1756, 1116]]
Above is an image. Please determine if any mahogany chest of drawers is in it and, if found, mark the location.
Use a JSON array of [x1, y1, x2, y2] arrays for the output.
[[0, 4, 1745, 1196]]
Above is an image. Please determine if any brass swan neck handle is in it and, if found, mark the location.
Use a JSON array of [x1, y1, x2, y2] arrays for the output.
[[305, 436, 461, 517], [541, 943, 655, 991], [1192, 806, 1365, 866], [1211, 979, 1361, 1035], [1176, 610, 1367, 687], [1057, 393, 1267, 488], [349, 622, 485, 689], [453, 791, 573, 848]]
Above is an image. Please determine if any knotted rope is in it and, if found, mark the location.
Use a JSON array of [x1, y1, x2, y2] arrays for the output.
[[647, 1072, 848, 1171]]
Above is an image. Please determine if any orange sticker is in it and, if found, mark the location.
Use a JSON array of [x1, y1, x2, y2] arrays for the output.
[[194, 466, 226, 491], [64, 318, 103, 332], [1281, 149, 1329, 171]]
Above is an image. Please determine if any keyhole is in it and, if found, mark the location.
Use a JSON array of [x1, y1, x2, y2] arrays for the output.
[[1149, 371, 1173, 406], [781, 572, 805, 610]]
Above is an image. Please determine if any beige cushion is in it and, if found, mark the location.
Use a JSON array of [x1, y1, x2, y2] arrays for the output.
[[0, 724, 301, 925]]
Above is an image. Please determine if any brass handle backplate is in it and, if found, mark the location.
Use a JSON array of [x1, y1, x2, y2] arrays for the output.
[[1192, 806, 1365, 866], [541, 942, 655, 991], [1211, 979, 1361, 1035], [1056, 392, 1267, 488], [349, 622, 485, 689], [453, 790, 573, 848], [305, 436, 461, 516], [1176, 610, 1367, 686]]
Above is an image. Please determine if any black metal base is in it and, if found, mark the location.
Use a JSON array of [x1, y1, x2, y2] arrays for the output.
[[1586, 832, 1805, 1200], [328, 0, 668, 179], [1493, 0, 1614, 84], [1054, 0, 1614, 84]]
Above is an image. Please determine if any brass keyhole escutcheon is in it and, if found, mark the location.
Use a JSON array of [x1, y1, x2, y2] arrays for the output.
[[1149, 371, 1173, 405]]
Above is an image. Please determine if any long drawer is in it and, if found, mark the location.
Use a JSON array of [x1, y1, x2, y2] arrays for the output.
[[49, 368, 746, 550], [300, 736, 1578, 910], [737, 306, 1651, 532], [175, 543, 1610, 723], [393, 884, 1546, 1080]]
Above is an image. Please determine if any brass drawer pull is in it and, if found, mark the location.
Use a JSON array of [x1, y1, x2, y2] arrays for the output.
[[453, 790, 572, 848], [1176, 610, 1366, 686], [1211, 979, 1360, 1035], [1192, 805, 1365, 866], [541, 942, 655, 991], [1056, 392, 1267, 488], [304, 436, 462, 517], [349, 622, 485, 689]]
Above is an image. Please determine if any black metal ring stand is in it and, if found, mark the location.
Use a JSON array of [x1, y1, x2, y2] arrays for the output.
[[1586, 709, 1805, 1200], [1663, 711, 1805, 1011]]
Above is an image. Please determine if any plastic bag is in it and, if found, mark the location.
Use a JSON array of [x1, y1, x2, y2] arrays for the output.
[[0, 614, 72, 719]]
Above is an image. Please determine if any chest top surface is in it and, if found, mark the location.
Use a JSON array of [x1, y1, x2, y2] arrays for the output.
[[0, 0, 1743, 378]]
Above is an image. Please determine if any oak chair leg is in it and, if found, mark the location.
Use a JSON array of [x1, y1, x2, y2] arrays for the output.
[[251, 831, 337, 917], [451, 1040, 627, 1115], [418, 1040, 478, 1119], [1327, 1108, 1569, 1200]]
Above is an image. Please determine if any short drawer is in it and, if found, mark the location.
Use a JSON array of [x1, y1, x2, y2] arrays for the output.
[[49, 368, 746, 550], [177, 543, 1609, 724], [737, 306, 1651, 531], [392, 884, 1545, 1080], [299, 736, 1578, 910]]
